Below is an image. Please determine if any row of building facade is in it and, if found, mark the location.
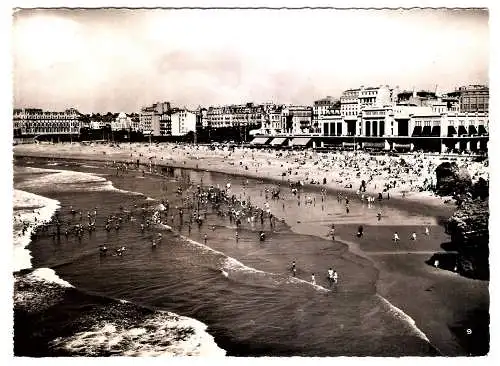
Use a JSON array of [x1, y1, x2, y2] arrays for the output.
[[13, 84, 489, 152], [13, 105, 199, 138]]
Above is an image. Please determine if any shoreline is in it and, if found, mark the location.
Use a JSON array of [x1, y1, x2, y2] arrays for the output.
[[13, 144, 489, 356], [13, 143, 456, 218]]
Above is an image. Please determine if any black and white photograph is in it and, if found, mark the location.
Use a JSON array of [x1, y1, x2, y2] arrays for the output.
[[8, 3, 492, 359]]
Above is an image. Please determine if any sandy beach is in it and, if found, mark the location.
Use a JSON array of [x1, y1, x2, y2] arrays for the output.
[[15, 141, 486, 210]]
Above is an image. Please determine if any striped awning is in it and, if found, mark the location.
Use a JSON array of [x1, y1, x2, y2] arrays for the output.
[[270, 137, 287, 146], [291, 137, 311, 146], [250, 137, 270, 145]]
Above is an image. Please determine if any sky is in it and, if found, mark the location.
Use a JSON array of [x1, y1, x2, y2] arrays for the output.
[[12, 8, 489, 114]]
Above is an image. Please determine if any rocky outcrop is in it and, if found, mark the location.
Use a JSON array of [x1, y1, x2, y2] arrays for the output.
[[446, 198, 489, 280], [471, 177, 489, 200], [435, 162, 472, 196]]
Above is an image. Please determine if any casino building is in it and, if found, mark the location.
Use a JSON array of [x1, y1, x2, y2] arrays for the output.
[[249, 85, 489, 153]]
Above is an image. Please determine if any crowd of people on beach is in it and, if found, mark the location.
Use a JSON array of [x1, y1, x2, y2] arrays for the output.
[[15, 141, 489, 286], [38, 141, 488, 200], [15, 157, 431, 290]]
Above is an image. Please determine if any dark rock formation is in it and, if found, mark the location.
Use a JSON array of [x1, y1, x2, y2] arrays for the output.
[[446, 198, 489, 280], [471, 177, 489, 200], [435, 162, 472, 196]]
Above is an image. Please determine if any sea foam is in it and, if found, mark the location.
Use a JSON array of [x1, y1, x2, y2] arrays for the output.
[[18, 166, 142, 195], [49, 310, 226, 356], [13, 189, 60, 271]]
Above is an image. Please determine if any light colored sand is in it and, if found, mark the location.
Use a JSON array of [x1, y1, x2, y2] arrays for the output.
[[14, 142, 488, 210]]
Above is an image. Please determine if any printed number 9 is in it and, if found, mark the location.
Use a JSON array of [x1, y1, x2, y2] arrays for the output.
[[466, 329, 472, 335]]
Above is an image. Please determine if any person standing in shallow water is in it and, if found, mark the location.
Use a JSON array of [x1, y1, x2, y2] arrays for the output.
[[328, 224, 335, 241], [327, 268, 334, 285], [311, 273, 316, 286]]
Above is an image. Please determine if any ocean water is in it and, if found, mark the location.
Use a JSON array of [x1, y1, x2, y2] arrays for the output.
[[12, 156, 449, 356]]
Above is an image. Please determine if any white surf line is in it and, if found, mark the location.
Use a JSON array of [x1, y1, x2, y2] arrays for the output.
[[375, 294, 443, 355], [159, 223, 330, 292]]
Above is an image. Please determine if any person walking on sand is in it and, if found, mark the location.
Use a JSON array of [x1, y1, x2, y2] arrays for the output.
[[328, 224, 336, 241], [425, 227, 430, 236], [204, 233, 208, 245], [311, 273, 316, 286], [411, 232, 417, 241], [393, 232, 400, 242], [333, 270, 338, 284], [291, 261, 297, 277]]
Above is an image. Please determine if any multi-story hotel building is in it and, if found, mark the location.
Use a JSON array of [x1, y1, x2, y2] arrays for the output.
[[139, 102, 171, 136], [281, 105, 314, 135], [205, 103, 266, 129], [340, 85, 393, 116], [456, 85, 489, 113], [260, 105, 285, 135], [205, 106, 226, 128], [339, 85, 395, 137], [13, 108, 81, 137], [198, 108, 209, 128], [313, 96, 338, 116], [170, 109, 197, 136], [340, 88, 360, 119], [314, 97, 340, 135], [159, 112, 172, 136]]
